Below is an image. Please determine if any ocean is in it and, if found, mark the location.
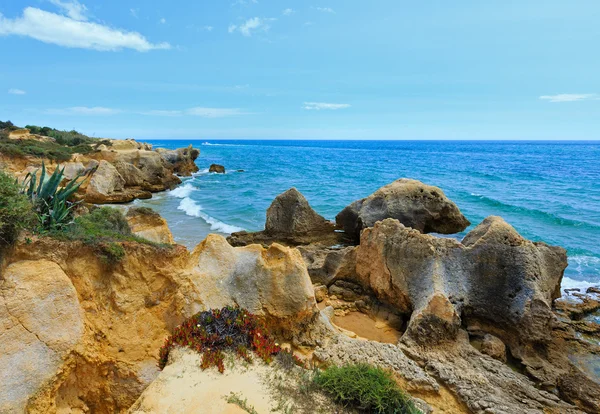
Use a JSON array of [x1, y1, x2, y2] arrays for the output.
[[132, 140, 600, 291]]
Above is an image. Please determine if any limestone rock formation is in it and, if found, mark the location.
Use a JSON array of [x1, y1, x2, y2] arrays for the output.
[[188, 234, 318, 331], [85, 160, 127, 203], [156, 145, 200, 176], [355, 216, 566, 343], [126, 207, 175, 244], [0, 260, 84, 413], [208, 163, 225, 173], [336, 178, 470, 242]]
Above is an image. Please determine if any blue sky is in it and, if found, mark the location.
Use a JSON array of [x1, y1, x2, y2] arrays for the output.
[[1, 0, 599, 140]]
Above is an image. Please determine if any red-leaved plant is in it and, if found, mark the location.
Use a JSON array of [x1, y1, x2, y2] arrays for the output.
[[158, 306, 281, 373]]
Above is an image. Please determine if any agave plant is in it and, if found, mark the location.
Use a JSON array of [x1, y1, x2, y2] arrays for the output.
[[20, 161, 89, 231]]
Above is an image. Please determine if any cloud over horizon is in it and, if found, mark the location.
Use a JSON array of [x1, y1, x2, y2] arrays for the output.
[[0, 6, 170, 52], [8, 88, 26, 95], [539, 93, 598, 103], [303, 102, 351, 110]]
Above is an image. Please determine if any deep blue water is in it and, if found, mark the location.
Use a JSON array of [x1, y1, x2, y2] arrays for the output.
[[133, 140, 600, 290]]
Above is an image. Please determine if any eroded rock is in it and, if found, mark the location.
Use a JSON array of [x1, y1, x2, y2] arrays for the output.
[[126, 207, 175, 244], [336, 178, 470, 242], [188, 234, 318, 332]]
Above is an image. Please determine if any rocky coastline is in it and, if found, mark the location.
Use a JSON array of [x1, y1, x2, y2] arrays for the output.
[[1, 137, 599, 413]]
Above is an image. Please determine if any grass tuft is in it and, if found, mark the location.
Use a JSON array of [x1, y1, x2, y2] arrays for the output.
[[314, 364, 420, 414]]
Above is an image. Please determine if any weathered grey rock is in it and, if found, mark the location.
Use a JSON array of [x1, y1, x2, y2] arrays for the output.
[[265, 188, 333, 236], [355, 216, 567, 345], [400, 333, 583, 414], [297, 245, 357, 286], [314, 335, 440, 393], [314, 285, 328, 302], [336, 178, 470, 241]]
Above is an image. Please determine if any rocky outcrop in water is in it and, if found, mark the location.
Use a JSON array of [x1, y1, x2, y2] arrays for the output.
[[228, 188, 345, 247], [208, 163, 225, 173], [336, 178, 470, 242]]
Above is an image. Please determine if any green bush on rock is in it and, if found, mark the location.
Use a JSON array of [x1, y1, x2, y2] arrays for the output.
[[314, 364, 420, 414], [0, 170, 34, 245]]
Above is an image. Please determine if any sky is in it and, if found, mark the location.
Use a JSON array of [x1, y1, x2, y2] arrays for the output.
[[1, 0, 599, 140]]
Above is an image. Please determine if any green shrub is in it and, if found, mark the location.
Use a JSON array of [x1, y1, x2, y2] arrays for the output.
[[0, 170, 34, 245], [313, 364, 420, 414], [51, 207, 165, 264]]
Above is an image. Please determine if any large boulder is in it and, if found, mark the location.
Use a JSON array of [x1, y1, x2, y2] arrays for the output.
[[85, 160, 126, 202], [126, 207, 175, 244], [228, 188, 343, 247], [0, 260, 84, 413], [265, 188, 333, 236], [336, 178, 470, 242], [188, 234, 318, 332]]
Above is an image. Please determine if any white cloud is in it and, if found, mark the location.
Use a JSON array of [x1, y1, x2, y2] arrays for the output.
[[159, 18, 166, 24], [186, 107, 247, 117], [282, 8, 295, 16], [539, 93, 598, 103], [140, 110, 182, 117], [49, 0, 87, 21], [8, 88, 26, 95], [304, 21, 314, 26], [232, 0, 258, 6], [46, 106, 120, 115], [130, 8, 138, 18], [139, 107, 248, 118], [303, 102, 350, 110], [0, 7, 170, 51], [316, 7, 335, 13], [228, 17, 275, 37], [203, 25, 214, 31]]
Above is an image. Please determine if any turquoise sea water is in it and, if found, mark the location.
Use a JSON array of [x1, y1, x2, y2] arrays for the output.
[[133, 140, 600, 290]]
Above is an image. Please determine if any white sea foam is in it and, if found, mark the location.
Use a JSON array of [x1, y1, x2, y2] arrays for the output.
[[177, 197, 244, 234], [561, 277, 600, 291], [169, 182, 197, 198]]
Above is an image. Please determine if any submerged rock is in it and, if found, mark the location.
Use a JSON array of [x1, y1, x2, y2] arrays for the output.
[[336, 178, 470, 242]]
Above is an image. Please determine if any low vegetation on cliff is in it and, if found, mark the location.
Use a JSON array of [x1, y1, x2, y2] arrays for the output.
[[158, 306, 281, 372], [0, 120, 110, 162], [0, 170, 34, 246], [314, 364, 419, 414]]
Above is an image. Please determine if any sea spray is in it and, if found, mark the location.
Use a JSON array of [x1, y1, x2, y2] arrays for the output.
[[177, 197, 244, 234]]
